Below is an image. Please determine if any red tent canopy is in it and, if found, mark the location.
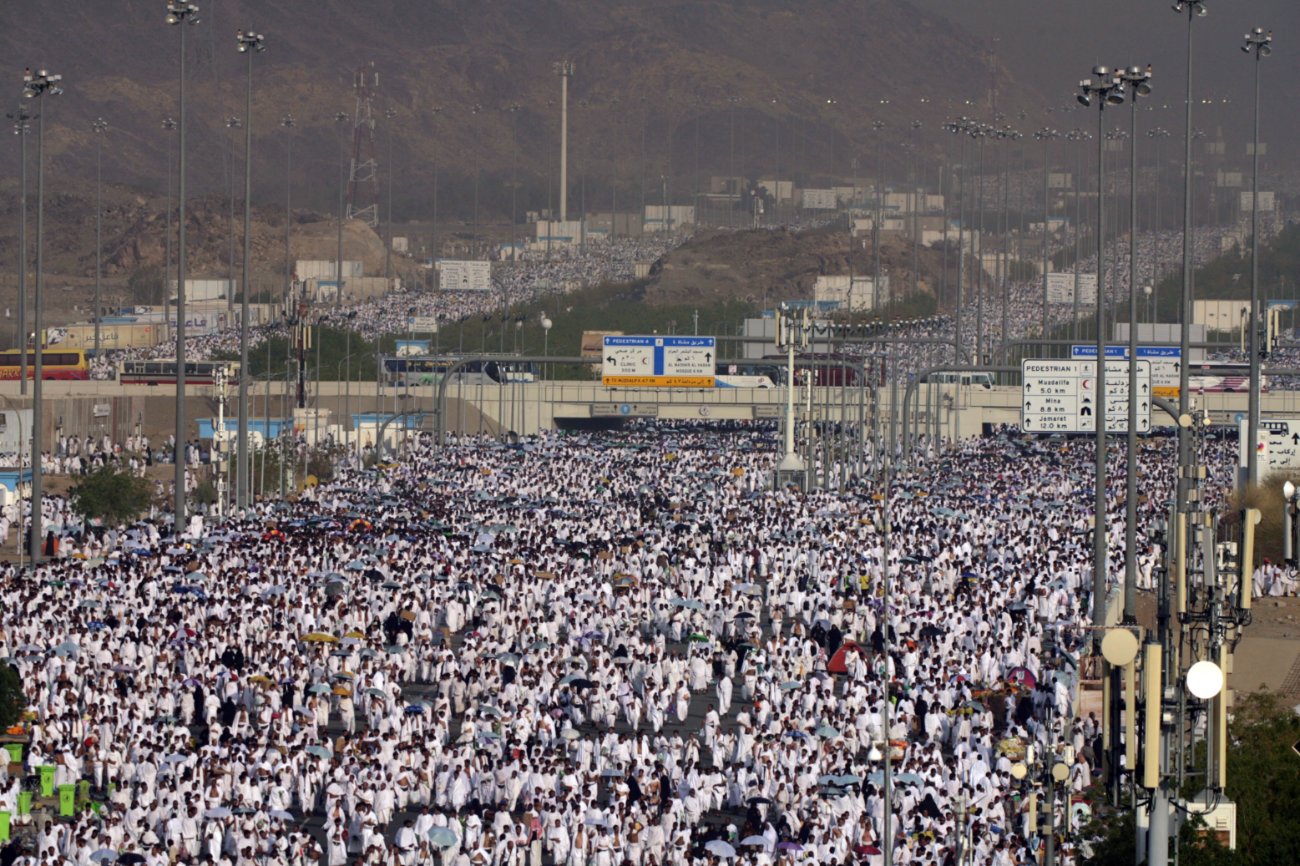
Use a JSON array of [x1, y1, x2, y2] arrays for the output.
[[828, 640, 863, 675]]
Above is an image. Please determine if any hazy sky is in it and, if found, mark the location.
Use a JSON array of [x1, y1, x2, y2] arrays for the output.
[[911, 0, 1297, 162]]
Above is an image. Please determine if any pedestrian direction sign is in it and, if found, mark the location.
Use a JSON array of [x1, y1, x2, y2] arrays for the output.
[[602, 336, 717, 387], [1022, 359, 1151, 433], [1240, 417, 1300, 476], [1072, 344, 1181, 398]]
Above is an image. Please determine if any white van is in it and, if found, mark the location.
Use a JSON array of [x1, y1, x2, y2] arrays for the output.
[[929, 371, 995, 388]]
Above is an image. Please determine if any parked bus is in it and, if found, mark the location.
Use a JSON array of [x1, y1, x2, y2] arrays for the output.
[[118, 359, 238, 386], [0, 349, 90, 380], [760, 353, 862, 386], [380, 355, 539, 388], [715, 374, 776, 388], [928, 371, 995, 388], [1189, 364, 1267, 393]]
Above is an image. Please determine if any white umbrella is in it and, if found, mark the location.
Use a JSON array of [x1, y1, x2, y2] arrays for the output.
[[704, 841, 736, 858]]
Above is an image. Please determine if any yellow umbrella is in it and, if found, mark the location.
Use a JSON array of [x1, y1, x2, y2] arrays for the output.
[[399, 611, 416, 622], [344, 630, 366, 639], [249, 675, 275, 687], [301, 633, 339, 644]]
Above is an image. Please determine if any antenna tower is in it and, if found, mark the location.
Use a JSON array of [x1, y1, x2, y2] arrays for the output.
[[348, 63, 380, 227]]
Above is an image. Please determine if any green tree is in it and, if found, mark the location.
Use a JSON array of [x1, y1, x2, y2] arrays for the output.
[[70, 466, 154, 527], [0, 664, 24, 730], [1084, 689, 1300, 866]]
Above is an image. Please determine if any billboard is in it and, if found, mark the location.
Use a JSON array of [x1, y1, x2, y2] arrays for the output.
[[1194, 300, 1250, 333], [813, 275, 879, 311], [1046, 273, 1097, 305], [296, 260, 363, 280], [581, 330, 623, 358], [395, 340, 430, 357], [437, 260, 493, 292], [802, 189, 838, 210], [1239, 191, 1274, 213]]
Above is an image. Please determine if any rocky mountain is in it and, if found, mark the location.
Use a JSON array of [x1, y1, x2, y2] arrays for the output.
[[1, 0, 1039, 221]]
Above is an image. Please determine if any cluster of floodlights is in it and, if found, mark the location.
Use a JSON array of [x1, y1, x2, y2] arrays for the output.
[[1076, 65, 1152, 108], [21, 68, 63, 99]]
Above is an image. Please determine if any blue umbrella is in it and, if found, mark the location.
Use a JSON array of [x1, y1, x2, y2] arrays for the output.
[[428, 827, 459, 848]]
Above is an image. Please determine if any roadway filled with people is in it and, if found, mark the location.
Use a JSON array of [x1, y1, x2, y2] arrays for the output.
[[0, 413, 1257, 866]]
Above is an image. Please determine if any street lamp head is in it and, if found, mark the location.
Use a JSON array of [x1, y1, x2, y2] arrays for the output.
[[21, 68, 63, 100], [236, 30, 266, 53], [92, 118, 109, 134], [1285, 480, 1295, 499], [1124, 64, 1154, 97], [165, 2, 200, 25], [1243, 27, 1273, 56]]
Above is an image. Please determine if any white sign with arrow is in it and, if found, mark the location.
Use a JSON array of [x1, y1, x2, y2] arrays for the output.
[[602, 336, 717, 387], [1241, 418, 1300, 477], [1022, 359, 1151, 434]]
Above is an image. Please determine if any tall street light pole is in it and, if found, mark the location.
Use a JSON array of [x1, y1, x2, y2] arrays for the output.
[[281, 115, 294, 315], [429, 106, 442, 269], [8, 107, 32, 394], [225, 116, 241, 319], [996, 125, 1021, 362], [1035, 128, 1059, 341], [1119, 65, 1153, 627], [384, 106, 397, 284], [166, 1, 199, 537], [1242, 27, 1272, 488], [872, 121, 885, 310], [92, 118, 108, 359], [1147, 128, 1170, 288], [1066, 128, 1087, 341], [910, 120, 922, 304], [1174, 0, 1207, 532], [506, 104, 520, 261], [944, 118, 969, 362], [335, 112, 348, 311], [20, 67, 62, 565], [1077, 65, 1126, 642], [162, 117, 177, 325], [235, 29, 265, 513]]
